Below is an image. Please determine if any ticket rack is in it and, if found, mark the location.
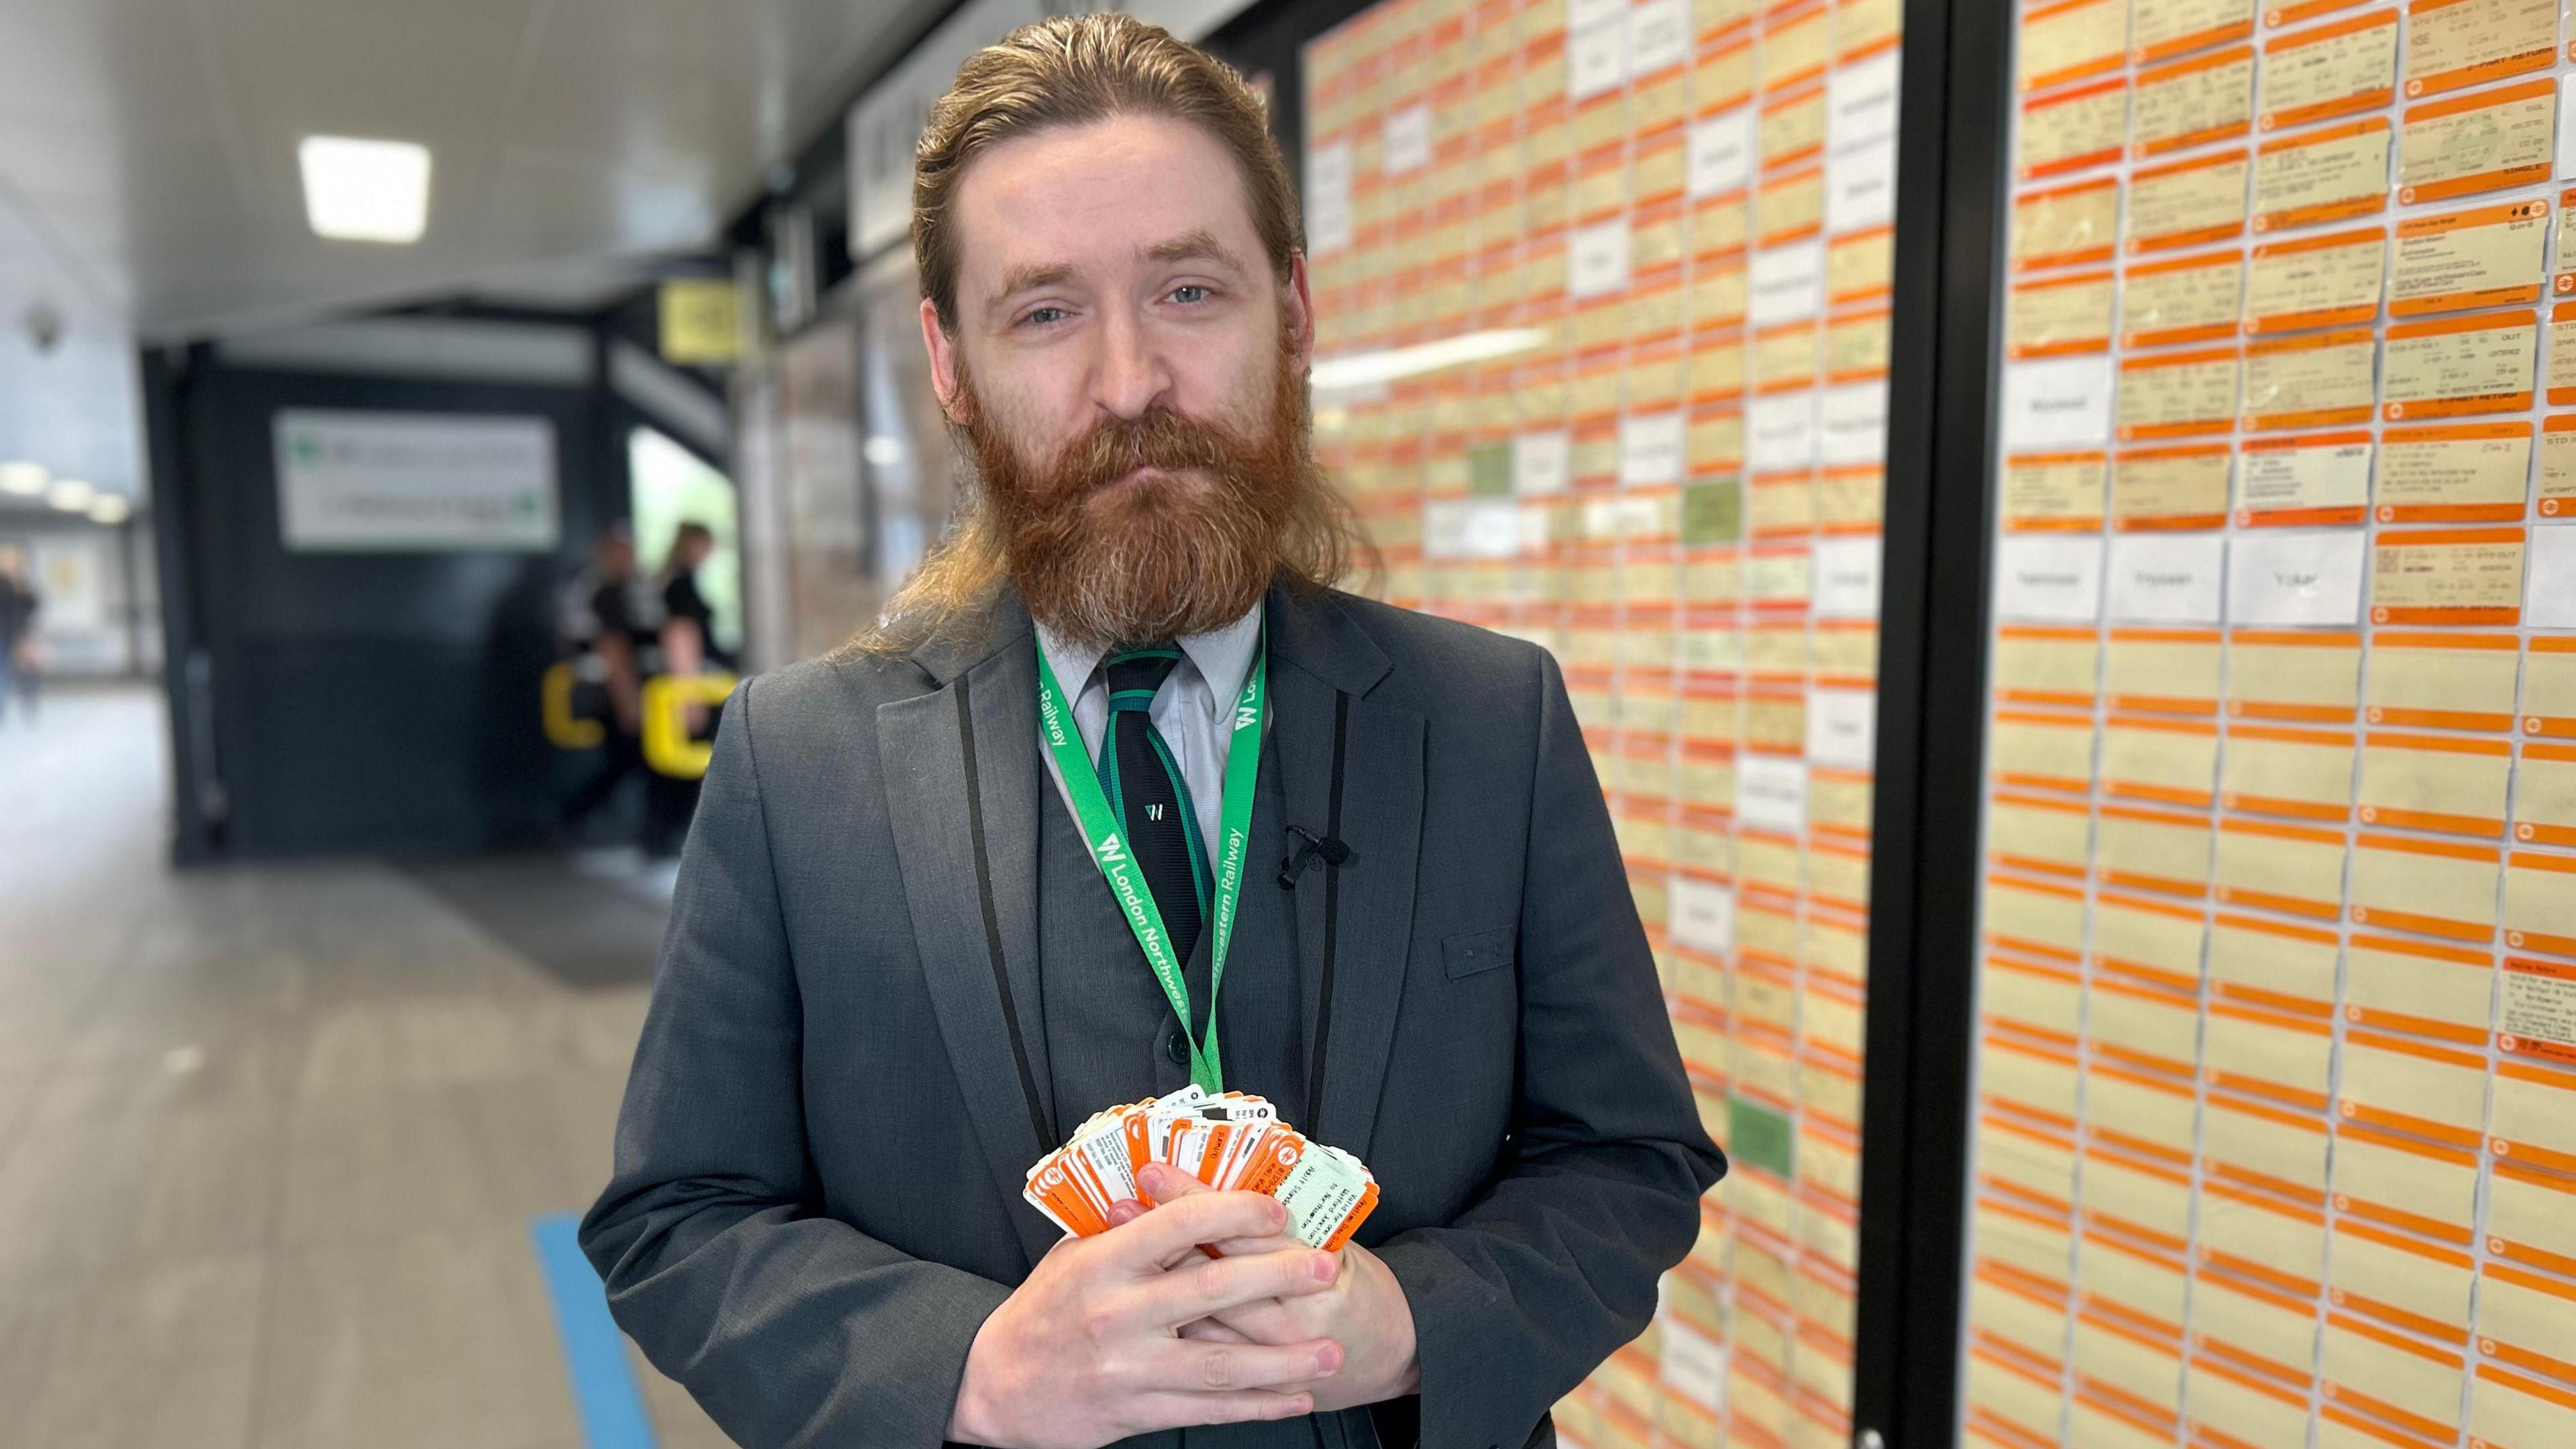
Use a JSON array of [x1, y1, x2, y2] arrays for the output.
[[1956, 0, 2576, 1444], [1271, 0, 2576, 1439]]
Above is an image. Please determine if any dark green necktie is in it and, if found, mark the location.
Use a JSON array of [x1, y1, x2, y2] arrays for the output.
[[1101, 645, 1210, 1026]]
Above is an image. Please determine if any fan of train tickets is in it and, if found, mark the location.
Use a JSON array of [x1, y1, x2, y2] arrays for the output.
[[1024, 1085, 1379, 1252]]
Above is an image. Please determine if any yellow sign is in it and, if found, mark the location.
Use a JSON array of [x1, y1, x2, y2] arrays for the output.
[[657, 279, 740, 366]]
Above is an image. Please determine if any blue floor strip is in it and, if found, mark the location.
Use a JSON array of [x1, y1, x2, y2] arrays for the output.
[[531, 1212, 661, 1449]]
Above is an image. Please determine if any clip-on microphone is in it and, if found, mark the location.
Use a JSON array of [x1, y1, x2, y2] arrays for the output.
[[1277, 825, 1353, 889]]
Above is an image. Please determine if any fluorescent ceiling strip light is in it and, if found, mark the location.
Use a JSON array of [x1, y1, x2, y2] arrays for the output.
[[1308, 327, 1550, 393], [299, 136, 432, 244]]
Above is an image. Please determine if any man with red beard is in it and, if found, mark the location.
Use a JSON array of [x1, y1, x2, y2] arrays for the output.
[[582, 15, 1722, 1449]]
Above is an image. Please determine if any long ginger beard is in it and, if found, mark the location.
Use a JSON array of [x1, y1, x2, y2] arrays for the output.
[[951, 331, 1316, 650]]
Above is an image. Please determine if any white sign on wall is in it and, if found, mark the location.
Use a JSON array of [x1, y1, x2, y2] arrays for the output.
[[274, 409, 559, 552]]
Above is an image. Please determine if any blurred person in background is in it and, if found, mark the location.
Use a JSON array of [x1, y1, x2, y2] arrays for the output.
[[0, 543, 41, 725], [645, 519, 729, 846], [657, 520, 735, 677], [561, 524, 693, 856]]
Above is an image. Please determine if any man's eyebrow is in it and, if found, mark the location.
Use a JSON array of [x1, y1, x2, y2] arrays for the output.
[[1142, 230, 1247, 271], [994, 262, 1076, 301]]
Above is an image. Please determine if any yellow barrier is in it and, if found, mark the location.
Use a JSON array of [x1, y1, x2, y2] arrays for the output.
[[642, 673, 739, 780], [542, 661, 604, 750]]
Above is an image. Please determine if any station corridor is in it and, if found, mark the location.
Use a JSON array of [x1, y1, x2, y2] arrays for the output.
[[0, 688, 727, 1449]]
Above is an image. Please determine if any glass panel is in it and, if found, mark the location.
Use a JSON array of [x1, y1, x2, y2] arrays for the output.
[[1303, 0, 1902, 1435]]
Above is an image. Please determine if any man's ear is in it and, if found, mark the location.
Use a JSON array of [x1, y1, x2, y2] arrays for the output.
[[1285, 251, 1316, 374], [920, 297, 962, 418]]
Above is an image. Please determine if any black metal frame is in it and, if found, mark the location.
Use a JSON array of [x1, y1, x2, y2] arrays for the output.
[[139, 342, 222, 864], [1853, 0, 2015, 1438]]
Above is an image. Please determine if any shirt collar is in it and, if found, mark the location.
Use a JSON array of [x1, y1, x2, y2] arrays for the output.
[[1034, 599, 1263, 710]]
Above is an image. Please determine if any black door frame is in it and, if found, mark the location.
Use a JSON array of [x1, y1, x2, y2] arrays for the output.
[[1854, 0, 2015, 1439]]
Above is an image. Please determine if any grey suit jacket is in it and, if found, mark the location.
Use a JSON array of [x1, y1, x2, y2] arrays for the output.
[[581, 578, 1725, 1449]]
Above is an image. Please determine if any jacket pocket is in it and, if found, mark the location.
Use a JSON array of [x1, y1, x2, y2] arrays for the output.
[[1442, 926, 1516, 980]]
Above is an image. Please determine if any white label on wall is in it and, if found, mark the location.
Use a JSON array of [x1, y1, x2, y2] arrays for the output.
[[1748, 393, 1819, 470], [1382, 106, 1432, 175], [2525, 522, 2576, 628], [275, 409, 559, 552], [1818, 380, 1887, 466], [1827, 137, 1897, 233], [2226, 529, 2366, 626], [1659, 1320, 1726, 1411], [1570, 219, 1633, 298], [1570, 0, 1627, 28], [1749, 240, 1826, 325], [2561, 74, 2576, 178], [1688, 107, 1756, 198], [1999, 356, 2113, 449], [1424, 500, 1526, 560], [1459, 500, 1524, 559], [1739, 755, 1810, 833], [2106, 533, 2226, 623], [1808, 687, 1878, 769], [1670, 876, 1736, 954], [1829, 48, 1900, 152], [1994, 535, 2106, 621], [1629, 0, 1689, 74], [1811, 535, 1883, 618], [1568, 17, 1627, 101], [1305, 141, 1354, 256], [1422, 500, 1468, 559], [1515, 430, 1573, 494], [1621, 411, 1686, 485]]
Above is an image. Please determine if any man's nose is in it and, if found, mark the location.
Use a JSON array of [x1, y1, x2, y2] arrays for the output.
[[1092, 310, 1171, 419]]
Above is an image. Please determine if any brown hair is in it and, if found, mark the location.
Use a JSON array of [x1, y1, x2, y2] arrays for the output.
[[911, 11, 1301, 333]]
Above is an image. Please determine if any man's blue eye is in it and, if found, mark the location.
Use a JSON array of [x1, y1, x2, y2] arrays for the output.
[[1171, 285, 1210, 304], [1023, 307, 1067, 327]]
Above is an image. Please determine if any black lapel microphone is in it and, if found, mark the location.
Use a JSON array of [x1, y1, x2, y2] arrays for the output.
[[1277, 825, 1353, 890]]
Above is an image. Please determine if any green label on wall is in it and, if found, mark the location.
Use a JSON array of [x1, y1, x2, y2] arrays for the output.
[[1468, 440, 1513, 498], [1681, 478, 1743, 545], [1727, 1095, 1794, 1179]]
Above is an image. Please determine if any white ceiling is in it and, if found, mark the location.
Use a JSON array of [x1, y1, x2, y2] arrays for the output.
[[0, 0, 956, 500]]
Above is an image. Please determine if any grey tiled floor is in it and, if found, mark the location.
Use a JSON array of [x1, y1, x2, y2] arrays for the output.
[[0, 686, 732, 1449]]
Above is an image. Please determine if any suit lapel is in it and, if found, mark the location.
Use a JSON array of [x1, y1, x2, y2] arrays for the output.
[[876, 594, 1061, 1269], [1266, 584, 1425, 1161]]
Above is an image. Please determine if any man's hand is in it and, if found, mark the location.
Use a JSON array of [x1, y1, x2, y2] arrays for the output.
[[947, 1189, 1349, 1449], [1122, 1163, 1421, 1412]]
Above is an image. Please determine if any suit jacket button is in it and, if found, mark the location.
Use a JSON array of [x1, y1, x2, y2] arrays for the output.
[[1165, 1029, 1190, 1067]]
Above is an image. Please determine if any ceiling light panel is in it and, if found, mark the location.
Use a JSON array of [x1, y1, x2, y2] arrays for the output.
[[299, 136, 433, 244]]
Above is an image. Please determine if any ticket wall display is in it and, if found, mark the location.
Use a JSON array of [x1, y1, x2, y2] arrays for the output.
[[1973, 0, 2576, 1443], [1301, 0, 1898, 1442]]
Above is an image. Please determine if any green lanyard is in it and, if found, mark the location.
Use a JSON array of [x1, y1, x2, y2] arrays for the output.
[[1035, 629, 1266, 1095]]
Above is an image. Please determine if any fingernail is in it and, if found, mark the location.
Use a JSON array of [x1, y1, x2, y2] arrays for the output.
[[1317, 1343, 1344, 1373], [1270, 1200, 1289, 1228], [1138, 1165, 1164, 1191], [1311, 1252, 1338, 1281]]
